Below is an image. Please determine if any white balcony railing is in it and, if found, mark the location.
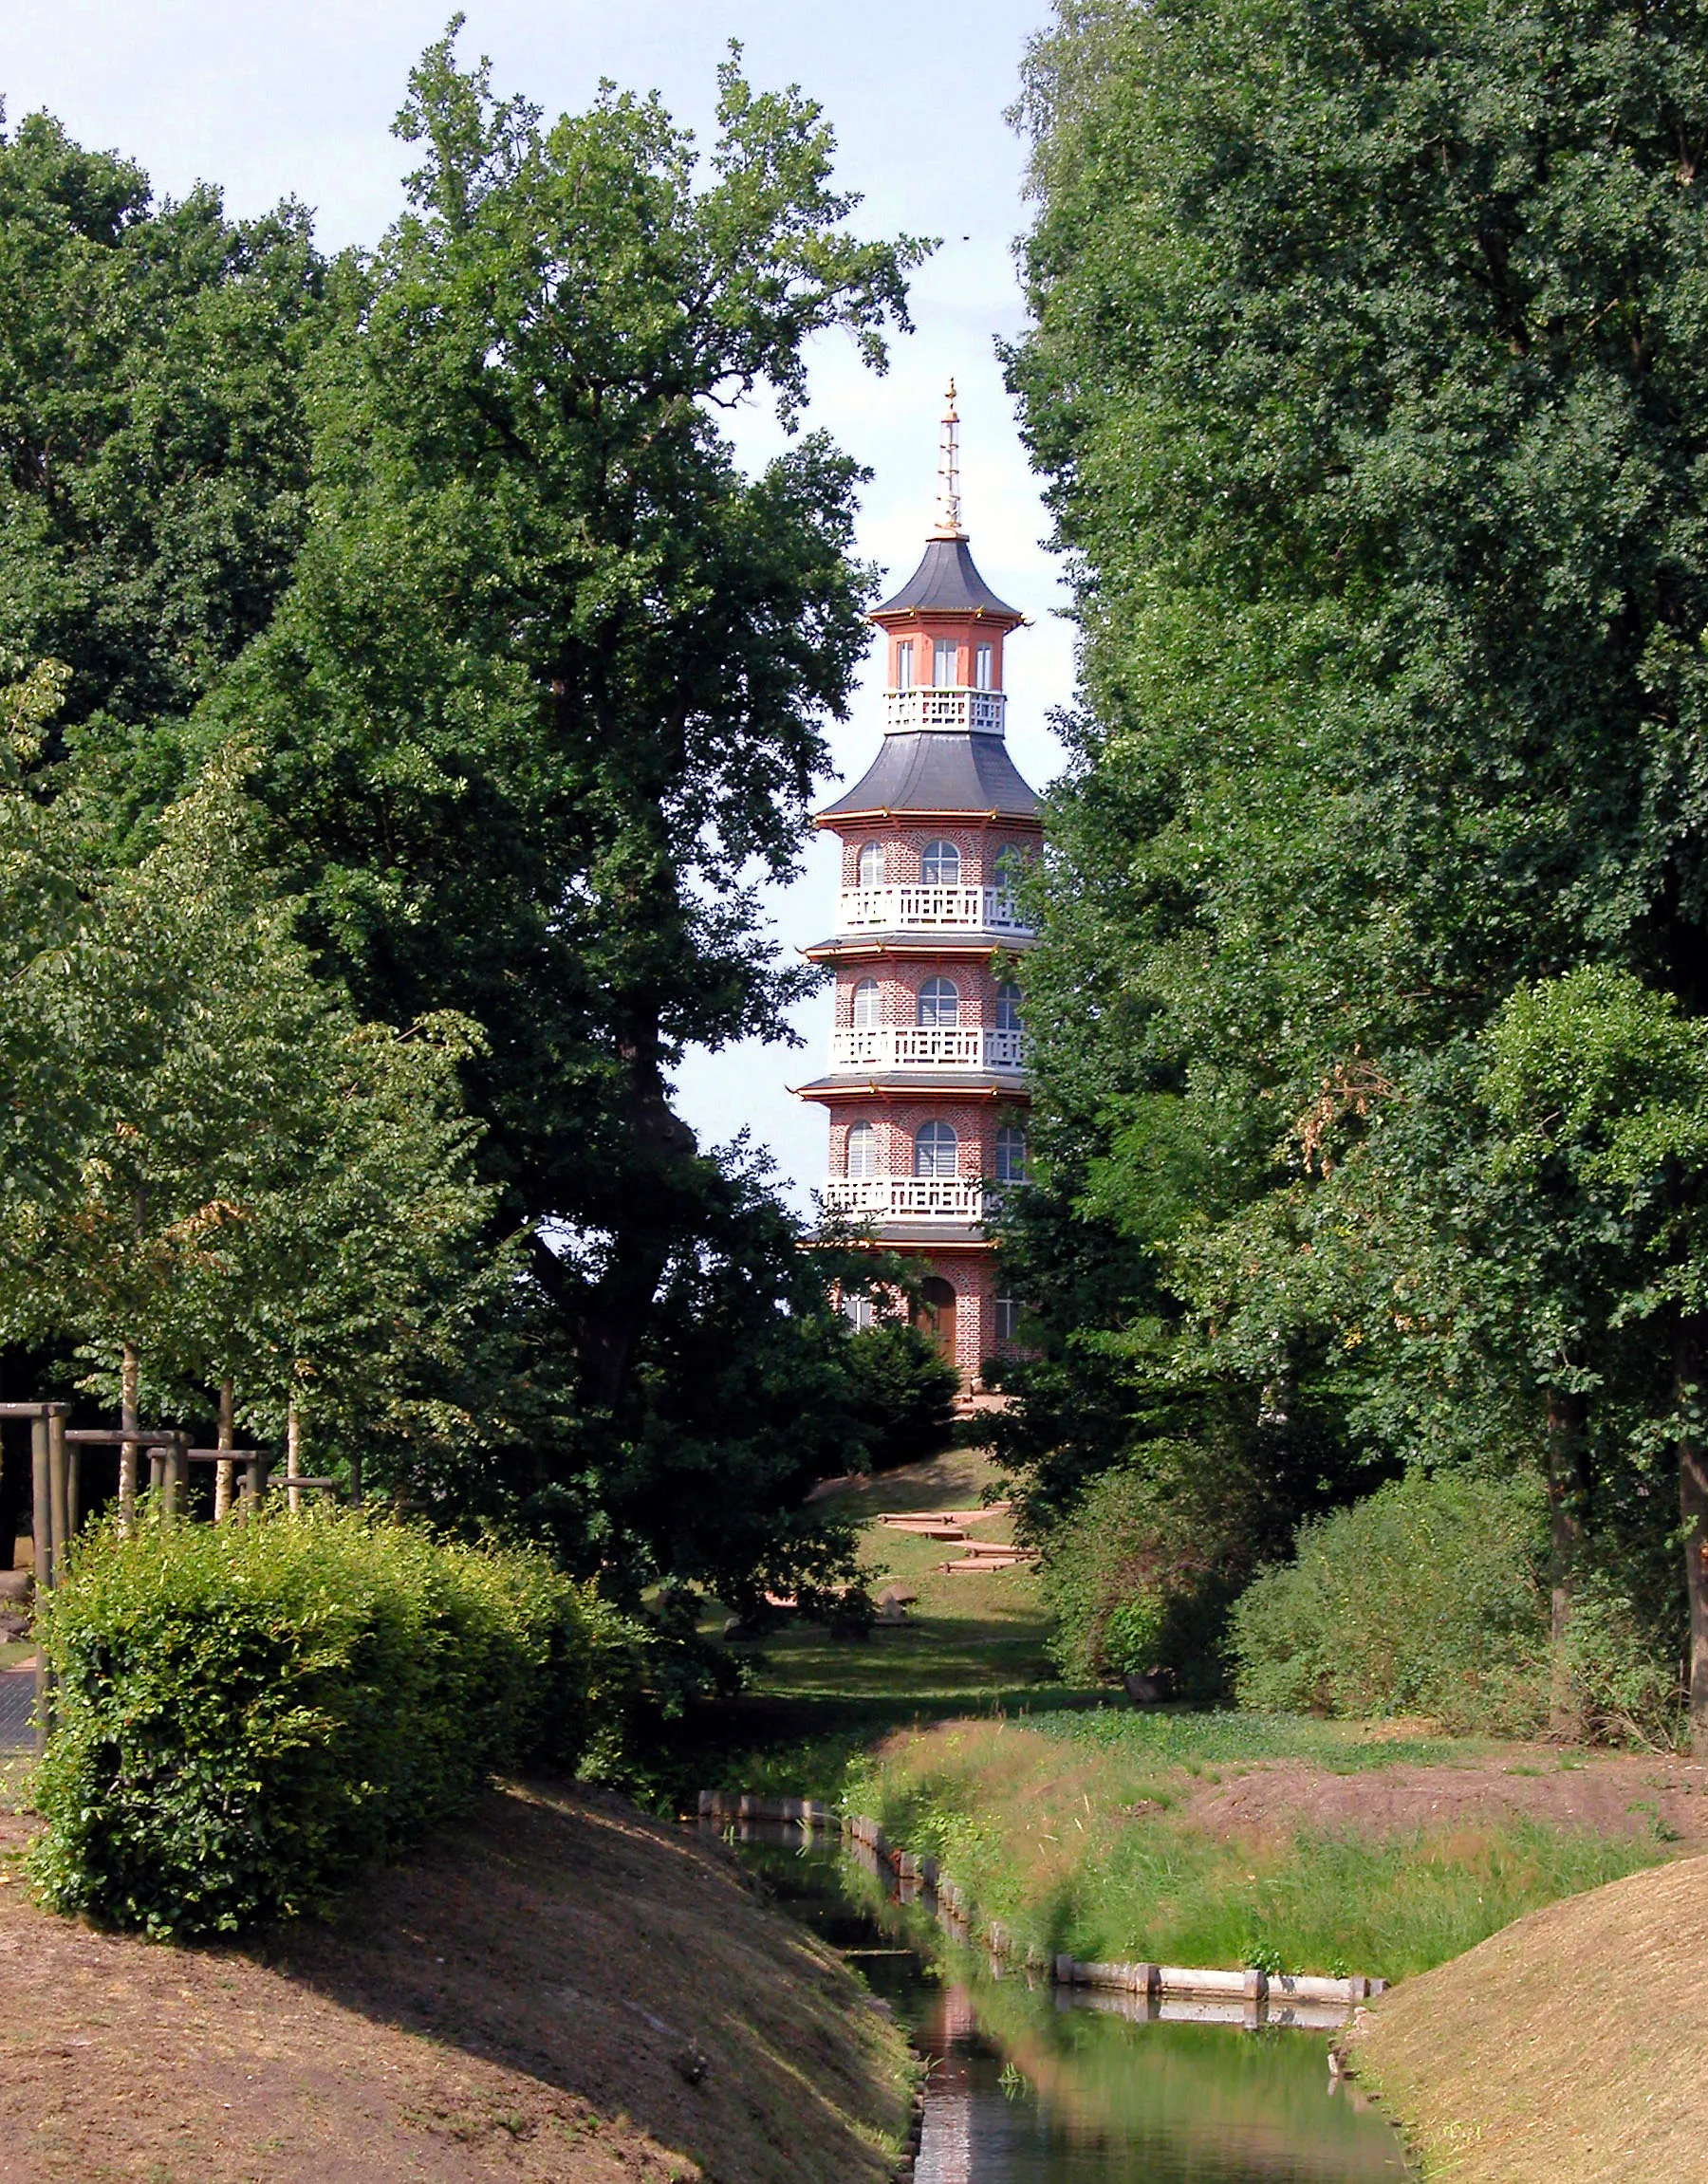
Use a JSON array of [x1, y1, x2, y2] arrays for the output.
[[884, 687, 1006, 735], [835, 884, 1034, 935], [830, 1027, 1025, 1073], [821, 1175, 985, 1222]]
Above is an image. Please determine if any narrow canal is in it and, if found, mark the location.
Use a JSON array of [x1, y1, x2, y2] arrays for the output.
[[723, 1825, 1410, 2183]]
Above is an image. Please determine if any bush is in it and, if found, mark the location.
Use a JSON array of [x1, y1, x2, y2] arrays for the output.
[[1041, 1446, 1253, 1699], [29, 1508, 638, 1935], [839, 1323, 959, 1471], [1228, 1471, 1550, 1733]]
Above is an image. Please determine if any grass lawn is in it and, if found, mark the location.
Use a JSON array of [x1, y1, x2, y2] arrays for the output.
[[688, 1445, 1708, 1996], [684, 1447, 1095, 1802]]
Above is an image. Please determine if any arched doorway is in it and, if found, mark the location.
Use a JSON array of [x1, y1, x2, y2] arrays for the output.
[[918, 1275, 957, 1366]]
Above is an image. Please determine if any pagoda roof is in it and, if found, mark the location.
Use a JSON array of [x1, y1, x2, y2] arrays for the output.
[[872, 537, 1022, 623], [817, 730, 1040, 824]]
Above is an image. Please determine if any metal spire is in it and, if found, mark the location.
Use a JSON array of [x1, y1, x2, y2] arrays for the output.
[[930, 378, 966, 540]]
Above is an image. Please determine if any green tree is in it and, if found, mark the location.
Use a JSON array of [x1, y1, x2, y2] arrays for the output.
[[999, 0, 1708, 1732], [0, 716, 498, 1488], [0, 104, 324, 773], [191, 27, 923, 1486]]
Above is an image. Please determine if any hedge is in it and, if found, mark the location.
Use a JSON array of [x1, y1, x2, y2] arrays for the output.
[[1227, 1471, 1550, 1732], [28, 1508, 640, 1936]]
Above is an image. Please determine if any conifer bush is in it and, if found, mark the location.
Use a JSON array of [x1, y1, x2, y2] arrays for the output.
[[28, 1508, 637, 1935]]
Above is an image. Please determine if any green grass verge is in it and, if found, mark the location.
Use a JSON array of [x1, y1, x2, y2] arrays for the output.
[[852, 1714, 1662, 1983]]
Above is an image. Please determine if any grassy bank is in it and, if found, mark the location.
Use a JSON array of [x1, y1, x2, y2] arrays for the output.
[[0, 1778, 915, 2183], [850, 1712, 1668, 1982], [1349, 1852, 1708, 2181], [693, 1448, 1702, 1995]]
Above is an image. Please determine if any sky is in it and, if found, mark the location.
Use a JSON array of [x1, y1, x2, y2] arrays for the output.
[[2, 1, 1073, 1211]]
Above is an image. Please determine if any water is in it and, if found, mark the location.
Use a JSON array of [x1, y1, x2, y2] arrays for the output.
[[722, 1825, 1409, 2184]]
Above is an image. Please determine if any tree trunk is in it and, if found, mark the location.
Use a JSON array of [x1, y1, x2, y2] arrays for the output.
[[214, 1378, 235, 1522], [1546, 1385, 1588, 1737], [120, 1342, 140, 1532], [576, 1029, 697, 1413], [1677, 1314, 1708, 1757], [287, 1393, 303, 1515]]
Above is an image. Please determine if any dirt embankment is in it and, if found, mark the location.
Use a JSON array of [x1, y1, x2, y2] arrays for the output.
[[1182, 1747, 1708, 1846], [1348, 1852, 1708, 2183], [0, 1781, 913, 2184]]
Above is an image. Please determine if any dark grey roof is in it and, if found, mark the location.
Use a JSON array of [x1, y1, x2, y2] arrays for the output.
[[795, 1072, 1030, 1097], [818, 731, 1040, 821], [873, 538, 1022, 620]]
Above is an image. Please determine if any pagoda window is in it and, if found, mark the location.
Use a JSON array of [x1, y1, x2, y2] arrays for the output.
[[851, 977, 882, 1028], [919, 839, 960, 885], [918, 977, 959, 1027], [914, 1120, 959, 1177], [995, 981, 1023, 1033], [975, 643, 993, 691], [994, 1125, 1029, 1183], [933, 638, 959, 686], [895, 639, 915, 688], [993, 1295, 1022, 1342], [845, 1121, 879, 1178], [856, 841, 883, 887]]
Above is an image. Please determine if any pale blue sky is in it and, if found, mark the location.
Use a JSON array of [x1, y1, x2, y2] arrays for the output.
[[2, 2, 1072, 1209]]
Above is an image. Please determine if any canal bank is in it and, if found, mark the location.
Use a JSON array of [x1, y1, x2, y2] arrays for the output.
[[1346, 1850, 1708, 2183], [730, 1819, 1409, 2182]]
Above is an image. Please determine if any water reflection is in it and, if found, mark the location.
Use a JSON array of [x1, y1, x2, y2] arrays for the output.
[[721, 1825, 1408, 2183]]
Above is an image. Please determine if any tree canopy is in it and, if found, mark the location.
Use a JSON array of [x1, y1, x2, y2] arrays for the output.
[[1000, 0, 1708, 1740]]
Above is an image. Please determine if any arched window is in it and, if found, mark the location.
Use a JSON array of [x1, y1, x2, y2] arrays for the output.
[[917, 977, 959, 1028], [919, 839, 960, 885], [856, 842, 883, 887], [851, 977, 881, 1029], [845, 1121, 878, 1178], [914, 1120, 958, 1177], [994, 981, 1023, 1034], [993, 843, 1025, 890], [994, 1126, 1028, 1184]]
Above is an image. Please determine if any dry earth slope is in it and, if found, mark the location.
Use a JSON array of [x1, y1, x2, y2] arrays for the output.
[[1347, 1850, 1708, 2183], [0, 1780, 914, 2184]]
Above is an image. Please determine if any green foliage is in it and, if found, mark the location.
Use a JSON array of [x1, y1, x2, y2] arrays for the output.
[[1041, 1445, 1254, 1696], [28, 1508, 638, 1935], [0, 105, 324, 756], [197, 27, 926, 1444], [993, 0, 1708, 1721], [838, 1323, 959, 1471], [1229, 1471, 1551, 1733], [0, 702, 500, 1471]]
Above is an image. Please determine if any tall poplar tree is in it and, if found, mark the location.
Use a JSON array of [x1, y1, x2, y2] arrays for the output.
[[1002, 0, 1708, 1737]]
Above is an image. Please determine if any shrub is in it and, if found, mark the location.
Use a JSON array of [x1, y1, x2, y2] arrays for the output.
[[1228, 1471, 1550, 1732], [29, 1508, 637, 1935], [839, 1322, 959, 1470], [1041, 1446, 1253, 1699]]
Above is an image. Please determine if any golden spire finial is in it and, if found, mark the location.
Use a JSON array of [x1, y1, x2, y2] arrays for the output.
[[930, 377, 966, 540]]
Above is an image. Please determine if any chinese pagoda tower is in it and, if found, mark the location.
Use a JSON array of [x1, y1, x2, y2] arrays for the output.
[[799, 384, 1040, 1384]]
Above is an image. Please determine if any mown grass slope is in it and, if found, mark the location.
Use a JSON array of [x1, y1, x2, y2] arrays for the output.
[[1349, 1852, 1708, 2182]]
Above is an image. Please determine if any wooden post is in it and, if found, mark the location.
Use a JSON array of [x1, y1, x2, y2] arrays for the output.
[[29, 1415, 50, 1592], [214, 1378, 235, 1523], [243, 1453, 262, 1520], [47, 1410, 69, 1582], [66, 1441, 81, 1541], [120, 1342, 140, 1531], [349, 1446, 363, 1508], [287, 1396, 302, 1515]]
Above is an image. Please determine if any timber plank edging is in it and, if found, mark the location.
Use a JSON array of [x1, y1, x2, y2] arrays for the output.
[[693, 1789, 1387, 2006]]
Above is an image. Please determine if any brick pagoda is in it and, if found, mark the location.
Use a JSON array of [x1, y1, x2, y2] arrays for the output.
[[798, 384, 1040, 1383]]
